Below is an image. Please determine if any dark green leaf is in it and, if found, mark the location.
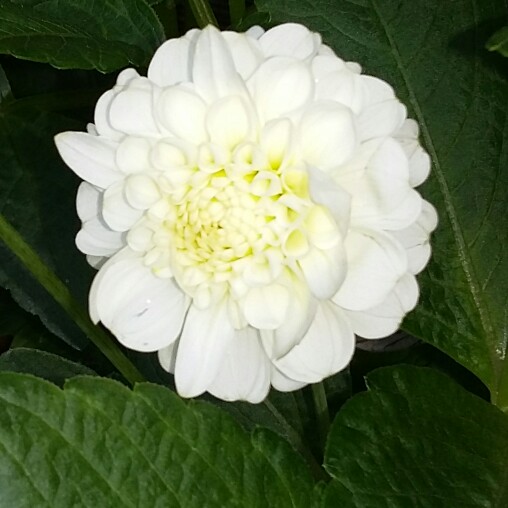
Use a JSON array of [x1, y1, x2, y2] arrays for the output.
[[144, 0, 169, 6], [0, 108, 92, 349], [487, 26, 508, 57], [0, 348, 96, 386], [324, 365, 508, 507], [0, 372, 315, 507], [256, 0, 508, 405], [0, 0, 165, 72]]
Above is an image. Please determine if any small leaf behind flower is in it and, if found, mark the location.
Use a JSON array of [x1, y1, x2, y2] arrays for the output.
[[324, 366, 508, 507], [0, 372, 316, 507], [0, 0, 165, 72], [487, 26, 508, 57]]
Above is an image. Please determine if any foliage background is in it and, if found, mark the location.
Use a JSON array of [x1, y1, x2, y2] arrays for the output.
[[0, 0, 507, 506]]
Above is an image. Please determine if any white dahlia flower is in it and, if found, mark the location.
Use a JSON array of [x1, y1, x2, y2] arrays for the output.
[[55, 23, 437, 403]]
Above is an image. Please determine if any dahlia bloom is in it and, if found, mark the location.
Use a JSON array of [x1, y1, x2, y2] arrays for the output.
[[55, 23, 437, 402]]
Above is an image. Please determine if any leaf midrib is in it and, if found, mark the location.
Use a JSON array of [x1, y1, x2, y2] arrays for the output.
[[369, 0, 498, 386]]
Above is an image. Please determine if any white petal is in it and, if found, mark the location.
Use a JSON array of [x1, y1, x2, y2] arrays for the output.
[[315, 69, 365, 114], [208, 327, 270, 403], [86, 255, 105, 269], [116, 68, 139, 86], [392, 200, 438, 274], [174, 302, 235, 398], [148, 31, 200, 86], [249, 57, 314, 121], [259, 23, 319, 60], [298, 243, 346, 299], [246, 25, 265, 39], [274, 301, 355, 383], [124, 174, 161, 210], [333, 229, 407, 311], [90, 251, 188, 352], [94, 89, 122, 140], [116, 137, 153, 175], [395, 119, 431, 187], [102, 181, 143, 232], [262, 276, 317, 359], [362, 75, 396, 106], [304, 205, 341, 250], [311, 55, 346, 81], [158, 341, 178, 373], [192, 25, 246, 102], [206, 95, 254, 149], [345, 273, 419, 338], [306, 166, 351, 237], [55, 132, 120, 188], [270, 365, 307, 392], [260, 118, 294, 169], [344, 138, 421, 230], [151, 139, 196, 172], [243, 284, 290, 329], [357, 100, 406, 141], [222, 31, 263, 79], [408, 147, 431, 187], [156, 86, 208, 144], [76, 217, 125, 256], [108, 81, 159, 137], [299, 101, 357, 169], [76, 182, 100, 222]]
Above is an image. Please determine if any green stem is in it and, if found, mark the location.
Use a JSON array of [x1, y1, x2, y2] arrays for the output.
[[0, 214, 145, 386], [312, 382, 330, 451], [228, 0, 245, 26], [187, 0, 218, 28], [263, 399, 329, 482]]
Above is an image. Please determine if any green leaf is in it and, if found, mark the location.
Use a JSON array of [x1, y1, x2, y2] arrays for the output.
[[0, 372, 315, 507], [0, 109, 91, 349], [0, 348, 96, 386], [487, 26, 508, 57], [256, 0, 508, 405], [0, 0, 165, 72], [324, 365, 508, 507]]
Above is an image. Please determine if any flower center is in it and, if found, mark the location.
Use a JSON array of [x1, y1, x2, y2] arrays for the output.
[[126, 140, 342, 307]]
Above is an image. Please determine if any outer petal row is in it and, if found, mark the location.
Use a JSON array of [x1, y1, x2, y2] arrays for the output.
[[90, 250, 189, 352]]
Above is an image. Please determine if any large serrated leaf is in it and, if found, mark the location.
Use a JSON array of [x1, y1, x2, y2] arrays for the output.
[[256, 0, 508, 405], [0, 0, 165, 72], [0, 372, 316, 507], [324, 365, 508, 507]]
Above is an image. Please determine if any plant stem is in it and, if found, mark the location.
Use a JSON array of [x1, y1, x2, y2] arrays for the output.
[[312, 382, 330, 451], [264, 399, 329, 482], [187, 0, 218, 28], [0, 214, 145, 386]]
